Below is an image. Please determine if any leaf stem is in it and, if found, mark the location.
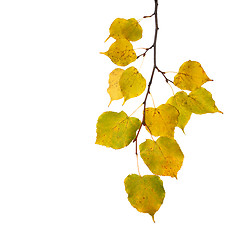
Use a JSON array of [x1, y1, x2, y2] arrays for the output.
[[129, 103, 143, 117], [136, 153, 141, 176]]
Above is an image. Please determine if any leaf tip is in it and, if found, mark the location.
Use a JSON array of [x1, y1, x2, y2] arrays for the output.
[[122, 98, 128, 106], [180, 127, 186, 135], [99, 51, 107, 55], [104, 35, 111, 43], [108, 100, 112, 107], [151, 214, 156, 223], [218, 110, 223, 114]]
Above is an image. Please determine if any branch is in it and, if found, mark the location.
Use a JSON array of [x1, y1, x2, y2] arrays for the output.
[[134, 0, 158, 142], [134, 0, 175, 174], [137, 45, 154, 59]]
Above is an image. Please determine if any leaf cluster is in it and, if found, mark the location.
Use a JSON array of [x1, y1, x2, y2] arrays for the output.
[[96, 13, 222, 222]]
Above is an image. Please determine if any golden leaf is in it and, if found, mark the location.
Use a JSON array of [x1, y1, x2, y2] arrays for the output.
[[174, 60, 212, 91], [145, 104, 179, 138], [140, 137, 184, 178], [107, 68, 124, 106], [106, 18, 142, 42], [101, 39, 137, 66]]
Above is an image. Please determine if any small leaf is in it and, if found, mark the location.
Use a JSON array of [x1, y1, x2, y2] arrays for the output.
[[166, 91, 192, 132], [139, 137, 184, 178], [174, 60, 212, 91], [188, 87, 223, 114], [106, 18, 142, 42], [107, 68, 124, 106], [124, 174, 165, 222], [122, 18, 143, 41], [101, 39, 137, 66], [106, 18, 128, 41], [145, 104, 179, 138], [119, 66, 146, 104], [96, 111, 141, 149]]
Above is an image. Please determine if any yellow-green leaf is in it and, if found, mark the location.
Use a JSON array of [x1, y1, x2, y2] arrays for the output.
[[106, 18, 142, 42], [166, 91, 192, 132], [124, 174, 165, 222], [139, 137, 184, 178], [107, 68, 124, 106], [96, 111, 141, 149], [188, 87, 223, 114], [101, 39, 137, 66], [174, 60, 212, 91], [122, 18, 143, 41], [119, 66, 146, 104], [145, 104, 179, 138]]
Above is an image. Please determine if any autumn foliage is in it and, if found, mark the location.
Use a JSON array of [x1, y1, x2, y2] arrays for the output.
[[96, 0, 222, 222]]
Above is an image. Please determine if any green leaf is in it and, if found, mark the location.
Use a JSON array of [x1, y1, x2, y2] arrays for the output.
[[166, 91, 192, 132], [107, 68, 124, 106], [101, 39, 137, 66], [187, 87, 223, 114], [119, 66, 146, 104], [145, 104, 179, 138], [139, 137, 184, 178], [124, 174, 165, 222], [106, 18, 142, 42], [96, 111, 141, 149], [174, 60, 212, 91]]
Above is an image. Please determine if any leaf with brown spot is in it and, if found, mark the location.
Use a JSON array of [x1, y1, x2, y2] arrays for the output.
[[144, 104, 179, 138], [174, 60, 212, 91], [96, 111, 141, 149], [101, 39, 137, 66], [139, 137, 184, 178], [124, 174, 165, 222]]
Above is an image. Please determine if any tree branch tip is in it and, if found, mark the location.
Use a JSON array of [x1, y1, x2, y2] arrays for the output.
[[143, 13, 155, 19]]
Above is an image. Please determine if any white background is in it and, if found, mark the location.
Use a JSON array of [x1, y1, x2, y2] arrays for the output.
[[0, 0, 239, 239]]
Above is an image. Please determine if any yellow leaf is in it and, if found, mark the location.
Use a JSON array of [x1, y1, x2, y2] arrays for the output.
[[166, 91, 192, 132], [119, 66, 146, 104], [107, 68, 124, 106], [139, 137, 184, 178], [106, 18, 128, 42], [124, 174, 165, 222], [188, 87, 223, 114], [145, 104, 179, 138], [101, 39, 137, 66], [174, 60, 212, 91], [106, 18, 142, 42], [95, 111, 141, 149]]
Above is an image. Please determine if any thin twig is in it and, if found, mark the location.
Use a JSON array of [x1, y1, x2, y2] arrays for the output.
[[137, 45, 154, 59], [156, 67, 174, 84], [143, 13, 155, 18]]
